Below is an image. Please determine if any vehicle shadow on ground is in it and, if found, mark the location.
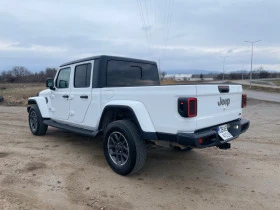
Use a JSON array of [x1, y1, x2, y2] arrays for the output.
[[43, 127, 230, 182]]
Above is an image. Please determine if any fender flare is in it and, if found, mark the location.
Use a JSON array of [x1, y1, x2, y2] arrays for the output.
[[100, 100, 157, 140], [27, 97, 50, 118]]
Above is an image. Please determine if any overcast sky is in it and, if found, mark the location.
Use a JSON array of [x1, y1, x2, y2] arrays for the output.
[[0, 0, 280, 73]]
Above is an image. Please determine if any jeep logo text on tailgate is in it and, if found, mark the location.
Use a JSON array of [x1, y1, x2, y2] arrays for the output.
[[218, 97, 230, 106]]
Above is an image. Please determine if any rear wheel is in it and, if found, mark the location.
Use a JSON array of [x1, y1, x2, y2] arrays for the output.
[[28, 105, 48, 136], [103, 120, 146, 175]]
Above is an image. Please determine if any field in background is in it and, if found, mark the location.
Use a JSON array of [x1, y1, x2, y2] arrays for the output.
[[233, 79, 280, 93], [0, 83, 45, 106], [160, 79, 206, 85], [242, 84, 280, 93], [271, 80, 280, 86], [162, 79, 280, 93]]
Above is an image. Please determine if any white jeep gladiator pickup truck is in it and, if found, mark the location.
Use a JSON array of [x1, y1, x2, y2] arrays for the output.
[[27, 55, 250, 175]]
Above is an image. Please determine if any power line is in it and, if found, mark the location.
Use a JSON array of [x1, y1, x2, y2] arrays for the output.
[[159, 0, 174, 61], [153, 0, 157, 61], [154, 0, 157, 28], [163, 0, 174, 57], [143, 0, 153, 53], [136, 0, 175, 66], [136, 0, 152, 54], [159, 0, 169, 60]]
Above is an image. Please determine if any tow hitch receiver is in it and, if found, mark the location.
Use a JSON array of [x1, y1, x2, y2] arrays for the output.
[[218, 143, 231, 150]]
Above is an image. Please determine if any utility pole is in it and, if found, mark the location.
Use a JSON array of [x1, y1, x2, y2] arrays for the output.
[[221, 56, 228, 81], [245, 40, 261, 88], [158, 58, 161, 72]]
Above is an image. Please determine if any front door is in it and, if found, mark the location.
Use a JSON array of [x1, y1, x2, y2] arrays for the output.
[[69, 62, 93, 123], [50, 67, 71, 121]]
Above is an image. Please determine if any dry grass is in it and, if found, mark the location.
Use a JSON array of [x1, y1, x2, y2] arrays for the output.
[[0, 83, 45, 106], [161, 79, 176, 85], [161, 79, 206, 85], [242, 84, 280, 93], [271, 80, 280, 86]]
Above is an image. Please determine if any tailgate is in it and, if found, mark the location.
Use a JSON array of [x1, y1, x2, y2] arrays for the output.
[[196, 85, 242, 130]]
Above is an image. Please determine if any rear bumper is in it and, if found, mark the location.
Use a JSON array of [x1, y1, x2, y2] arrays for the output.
[[157, 118, 250, 149]]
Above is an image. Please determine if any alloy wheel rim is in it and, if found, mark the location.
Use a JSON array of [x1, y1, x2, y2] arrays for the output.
[[107, 131, 129, 166], [30, 111, 38, 132]]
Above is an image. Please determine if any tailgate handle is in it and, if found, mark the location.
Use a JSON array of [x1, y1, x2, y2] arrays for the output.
[[218, 86, 229, 93]]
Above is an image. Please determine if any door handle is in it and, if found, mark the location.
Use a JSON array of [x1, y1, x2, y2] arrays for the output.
[[80, 95, 88, 99], [62, 95, 69, 98]]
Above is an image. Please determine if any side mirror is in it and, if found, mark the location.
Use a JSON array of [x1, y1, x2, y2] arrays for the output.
[[46, 78, 55, 90]]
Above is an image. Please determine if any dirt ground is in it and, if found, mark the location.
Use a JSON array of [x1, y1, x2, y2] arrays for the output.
[[0, 99, 280, 210]]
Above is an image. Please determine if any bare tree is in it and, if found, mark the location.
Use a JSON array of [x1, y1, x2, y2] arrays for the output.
[[11, 66, 31, 78], [160, 71, 166, 80], [45, 68, 57, 78], [200, 73, 204, 81]]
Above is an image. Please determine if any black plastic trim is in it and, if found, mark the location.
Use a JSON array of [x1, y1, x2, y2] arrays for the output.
[[155, 118, 250, 148], [28, 99, 37, 105], [240, 118, 250, 134], [43, 120, 99, 137], [157, 133, 177, 142], [27, 99, 37, 113], [60, 55, 156, 68], [92, 58, 100, 88], [218, 85, 229, 93]]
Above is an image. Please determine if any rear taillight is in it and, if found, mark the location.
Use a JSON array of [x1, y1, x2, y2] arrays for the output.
[[178, 97, 197, 117], [242, 94, 247, 108]]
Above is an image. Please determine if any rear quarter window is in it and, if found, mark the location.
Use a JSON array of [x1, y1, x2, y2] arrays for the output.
[[106, 60, 159, 87], [74, 63, 92, 88]]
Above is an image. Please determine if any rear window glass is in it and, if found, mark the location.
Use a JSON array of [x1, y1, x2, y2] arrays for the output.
[[106, 60, 159, 87]]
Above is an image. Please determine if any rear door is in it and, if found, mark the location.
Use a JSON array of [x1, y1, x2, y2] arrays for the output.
[[69, 62, 93, 123], [196, 85, 242, 130]]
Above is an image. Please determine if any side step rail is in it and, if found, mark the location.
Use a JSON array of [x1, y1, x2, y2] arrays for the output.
[[43, 120, 99, 137]]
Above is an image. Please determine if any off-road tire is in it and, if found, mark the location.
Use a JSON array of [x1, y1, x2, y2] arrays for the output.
[[28, 104, 48, 136], [103, 120, 147, 175]]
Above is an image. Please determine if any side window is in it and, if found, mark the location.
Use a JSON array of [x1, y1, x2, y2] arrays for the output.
[[74, 63, 92, 88], [56, 67, 71, 88]]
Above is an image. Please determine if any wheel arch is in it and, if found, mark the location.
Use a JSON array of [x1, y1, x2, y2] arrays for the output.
[[27, 97, 50, 118], [99, 102, 157, 140]]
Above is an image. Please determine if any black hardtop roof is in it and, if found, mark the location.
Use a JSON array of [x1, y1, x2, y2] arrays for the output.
[[59, 55, 157, 67]]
